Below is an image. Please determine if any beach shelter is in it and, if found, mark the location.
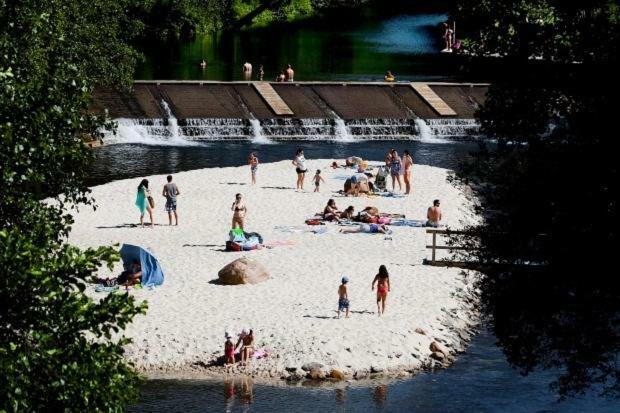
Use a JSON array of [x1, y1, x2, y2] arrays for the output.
[[119, 244, 164, 287]]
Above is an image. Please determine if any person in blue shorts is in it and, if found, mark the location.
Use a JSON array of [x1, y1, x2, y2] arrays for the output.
[[162, 175, 180, 226]]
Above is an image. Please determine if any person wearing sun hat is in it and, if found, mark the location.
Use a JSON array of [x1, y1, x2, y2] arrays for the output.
[[338, 276, 350, 319]]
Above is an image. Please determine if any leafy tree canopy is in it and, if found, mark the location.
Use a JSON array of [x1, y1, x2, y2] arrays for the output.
[[1, 0, 147, 410]]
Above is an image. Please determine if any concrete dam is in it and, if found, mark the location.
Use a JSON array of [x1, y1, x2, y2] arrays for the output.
[[91, 81, 488, 143]]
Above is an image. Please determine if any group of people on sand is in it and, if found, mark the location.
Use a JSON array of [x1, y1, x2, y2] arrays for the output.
[[241, 62, 294, 82], [135, 175, 180, 228], [385, 148, 414, 194], [225, 328, 255, 366], [338, 265, 392, 318]]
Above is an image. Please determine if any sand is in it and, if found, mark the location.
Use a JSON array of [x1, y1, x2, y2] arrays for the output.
[[68, 159, 480, 380]]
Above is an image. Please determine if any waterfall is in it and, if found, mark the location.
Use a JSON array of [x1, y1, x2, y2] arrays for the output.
[[249, 118, 273, 144], [160, 100, 187, 144], [329, 111, 354, 142]]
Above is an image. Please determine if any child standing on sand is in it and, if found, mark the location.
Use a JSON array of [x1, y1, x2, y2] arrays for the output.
[[224, 332, 235, 365], [313, 169, 325, 192], [248, 152, 259, 185], [338, 276, 350, 318]]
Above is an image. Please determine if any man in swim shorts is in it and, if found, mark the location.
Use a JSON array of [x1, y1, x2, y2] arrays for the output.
[[338, 276, 350, 318], [162, 175, 180, 226], [426, 199, 442, 227]]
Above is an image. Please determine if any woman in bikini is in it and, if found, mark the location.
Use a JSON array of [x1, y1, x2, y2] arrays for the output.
[[402, 150, 414, 195], [323, 199, 341, 222], [389, 150, 403, 193], [231, 193, 247, 230], [371, 265, 391, 316]]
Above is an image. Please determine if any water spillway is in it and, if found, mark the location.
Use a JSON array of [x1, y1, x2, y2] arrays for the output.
[[93, 82, 487, 144]]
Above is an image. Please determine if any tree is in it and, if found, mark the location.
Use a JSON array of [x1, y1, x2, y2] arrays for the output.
[[1, 0, 147, 410], [450, 0, 619, 398]]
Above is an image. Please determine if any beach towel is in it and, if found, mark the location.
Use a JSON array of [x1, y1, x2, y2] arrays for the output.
[[264, 240, 295, 248], [390, 219, 427, 227], [377, 192, 406, 198], [95, 284, 119, 293], [251, 348, 268, 359]]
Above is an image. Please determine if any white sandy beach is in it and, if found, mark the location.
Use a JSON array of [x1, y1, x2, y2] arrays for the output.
[[69, 159, 480, 379]]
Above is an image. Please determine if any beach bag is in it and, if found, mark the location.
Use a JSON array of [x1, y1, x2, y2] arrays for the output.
[[226, 241, 243, 252], [229, 228, 246, 243], [147, 195, 155, 209]]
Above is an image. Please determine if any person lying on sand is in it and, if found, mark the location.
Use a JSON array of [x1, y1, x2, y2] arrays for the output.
[[371, 265, 391, 316], [345, 156, 363, 167], [338, 276, 350, 319], [339, 223, 389, 234], [426, 199, 442, 227], [323, 199, 341, 222]]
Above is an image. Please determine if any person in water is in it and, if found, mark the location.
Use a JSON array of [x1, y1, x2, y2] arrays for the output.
[[390, 150, 403, 192], [402, 150, 414, 195], [285, 64, 294, 82], [231, 193, 247, 230], [136, 178, 154, 228], [162, 175, 180, 226], [292, 148, 307, 191], [384, 71, 395, 82], [372, 265, 391, 316], [224, 331, 235, 365], [248, 152, 259, 185], [426, 199, 442, 227], [313, 169, 325, 192], [257, 64, 265, 81], [338, 276, 350, 319], [339, 223, 389, 234], [323, 199, 341, 222], [236, 328, 254, 365]]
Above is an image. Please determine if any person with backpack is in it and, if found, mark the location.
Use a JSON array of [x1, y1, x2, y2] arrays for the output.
[[162, 175, 180, 226]]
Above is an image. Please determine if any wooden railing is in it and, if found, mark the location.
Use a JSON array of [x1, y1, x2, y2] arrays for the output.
[[426, 229, 474, 264]]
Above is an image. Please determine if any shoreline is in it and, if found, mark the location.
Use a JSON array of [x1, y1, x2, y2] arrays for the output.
[[70, 159, 481, 383]]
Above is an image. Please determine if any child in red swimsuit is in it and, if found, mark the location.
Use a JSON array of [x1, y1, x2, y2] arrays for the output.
[[224, 332, 235, 364], [371, 265, 391, 316]]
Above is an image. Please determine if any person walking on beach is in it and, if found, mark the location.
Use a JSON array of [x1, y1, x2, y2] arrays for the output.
[[248, 152, 259, 185], [162, 175, 180, 225], [426, 199, 442, 227], [285, 64, 294, 82], [136, 179, 154, 228], [402, 150, 414, 195], [372, 265, 391, 316], [390, 150, 403, 192], [231, 193, 247, 230], [224, 332, 235, 365], [292, 148, 307, 191], [313, 169, 325, 192], [338, 276, 350, 319]]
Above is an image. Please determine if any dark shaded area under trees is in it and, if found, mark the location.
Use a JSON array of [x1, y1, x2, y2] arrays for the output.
[[448, 0, 619, 399]]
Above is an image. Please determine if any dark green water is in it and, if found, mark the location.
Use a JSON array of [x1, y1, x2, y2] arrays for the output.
[[136, 14, 459, 82]]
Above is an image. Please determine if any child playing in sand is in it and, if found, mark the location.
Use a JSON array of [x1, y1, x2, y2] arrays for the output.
[[313, 169, 325, 192], [224, 331, 235, 365], [338, 276, 350, 318]]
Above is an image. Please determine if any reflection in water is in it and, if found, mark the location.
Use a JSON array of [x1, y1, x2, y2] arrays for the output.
[[373, 384, 388, 407], [335, 388, 345, 405], [223, 377, 253, 412]]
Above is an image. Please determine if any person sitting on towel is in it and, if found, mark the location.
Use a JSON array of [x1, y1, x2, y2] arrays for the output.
[[117, 259, 142, 286]]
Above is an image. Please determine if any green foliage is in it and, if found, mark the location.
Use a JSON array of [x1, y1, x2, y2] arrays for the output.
[[1, 0, 147, 410], [453, 0, 620, 62]]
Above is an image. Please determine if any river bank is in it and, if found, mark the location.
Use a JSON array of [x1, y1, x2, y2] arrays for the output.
[[70, 159, 480, 381]]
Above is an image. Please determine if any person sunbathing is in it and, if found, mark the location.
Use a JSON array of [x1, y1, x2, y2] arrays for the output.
[[118, 259, 142, 286], [323, 199, 341, 222], [340, 223, 389, 234], [340, 206, 355, 220]]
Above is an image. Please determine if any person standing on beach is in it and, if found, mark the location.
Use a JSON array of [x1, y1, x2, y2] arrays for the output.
[[338, 276, 350, 319], [285, 64, 294, 81], [136, 179, 154, 228], [390, 150, 403, 192], [313, 169, 325, 192], [372, 265, 391, 316], [426, 199, 442, 227], [231, 193, 247, 230], [292, 148, 307, 191], [248, 152, 259, 185], [162, 175, 180, 226], [402, 150, 414, 195], [224, 332, 235, 365]]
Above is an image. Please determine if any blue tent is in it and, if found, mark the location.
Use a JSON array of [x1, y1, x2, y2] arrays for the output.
[[120, 244, 164, 287]]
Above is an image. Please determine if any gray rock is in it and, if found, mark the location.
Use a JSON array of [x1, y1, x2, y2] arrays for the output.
[[370, 365, 384, 373], [430, 351, 445, 361], [301, 362, 324, 372], [218, 258, 269, 285]]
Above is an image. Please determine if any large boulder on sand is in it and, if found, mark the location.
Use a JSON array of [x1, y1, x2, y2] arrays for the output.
[[218, 258, 269, 285]]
